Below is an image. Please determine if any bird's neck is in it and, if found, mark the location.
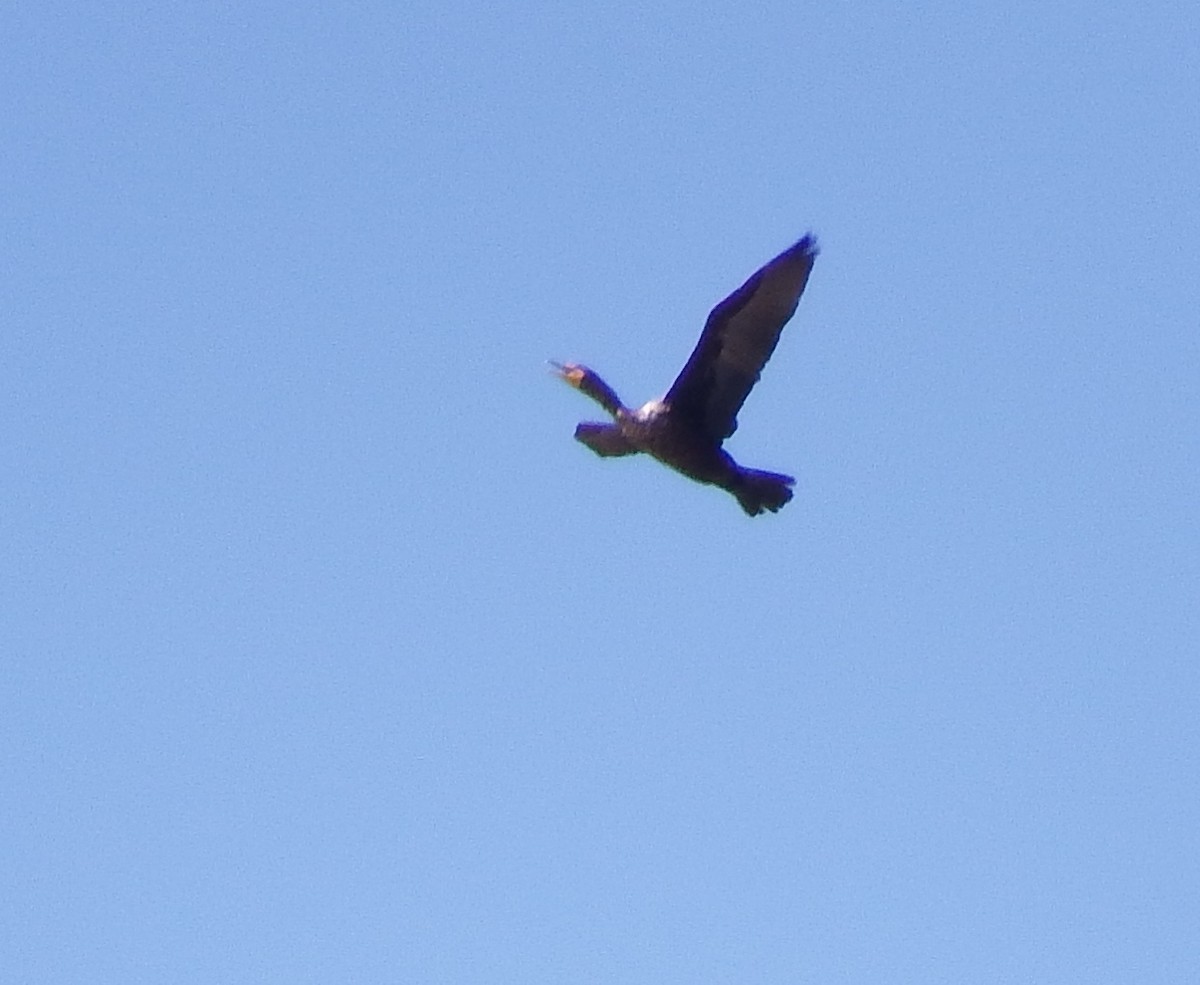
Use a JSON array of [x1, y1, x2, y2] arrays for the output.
[[581, 374, 626, 418]]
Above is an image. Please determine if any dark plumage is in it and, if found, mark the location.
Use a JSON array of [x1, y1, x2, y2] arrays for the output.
[[553, 234, 818, 515]]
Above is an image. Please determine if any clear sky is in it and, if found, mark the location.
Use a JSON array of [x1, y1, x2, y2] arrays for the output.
[[3, 2, 1198, 982]]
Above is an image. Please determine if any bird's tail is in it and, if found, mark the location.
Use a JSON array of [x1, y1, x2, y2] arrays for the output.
[[733, 468, 795, 516]]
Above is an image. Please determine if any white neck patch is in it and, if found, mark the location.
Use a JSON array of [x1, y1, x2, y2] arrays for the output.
[[634, 399, 668, 421]]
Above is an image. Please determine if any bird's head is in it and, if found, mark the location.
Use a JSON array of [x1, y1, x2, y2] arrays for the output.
[[549, 361, 591, 390], [549, 360, 624, 416]]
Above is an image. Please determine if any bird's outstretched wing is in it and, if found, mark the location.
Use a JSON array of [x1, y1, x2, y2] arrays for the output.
[[665, 235, 818, 442], [574, 422, 637, 457]]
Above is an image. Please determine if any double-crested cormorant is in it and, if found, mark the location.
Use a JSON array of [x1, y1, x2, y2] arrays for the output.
[[553, 234, 818, 516]]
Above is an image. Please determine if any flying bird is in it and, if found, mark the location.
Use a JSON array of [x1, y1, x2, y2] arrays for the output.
[[553, 234, 818, 515]]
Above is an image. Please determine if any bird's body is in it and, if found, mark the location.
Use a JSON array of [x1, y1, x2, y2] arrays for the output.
[[554, 235, 818, 516]]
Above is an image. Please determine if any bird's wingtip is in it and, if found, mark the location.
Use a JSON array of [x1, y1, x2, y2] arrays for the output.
[[794, 232, 819, 256]]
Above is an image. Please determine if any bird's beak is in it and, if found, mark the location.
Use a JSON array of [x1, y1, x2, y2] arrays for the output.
[[548, 361, 584, 387]]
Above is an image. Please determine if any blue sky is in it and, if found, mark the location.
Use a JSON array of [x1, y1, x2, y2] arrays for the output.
[[3, 2, 1198, 982]]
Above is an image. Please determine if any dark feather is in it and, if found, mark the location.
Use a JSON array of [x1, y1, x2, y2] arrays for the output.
[[574, 422, 638, 457], [665, 235, 818, 441]]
